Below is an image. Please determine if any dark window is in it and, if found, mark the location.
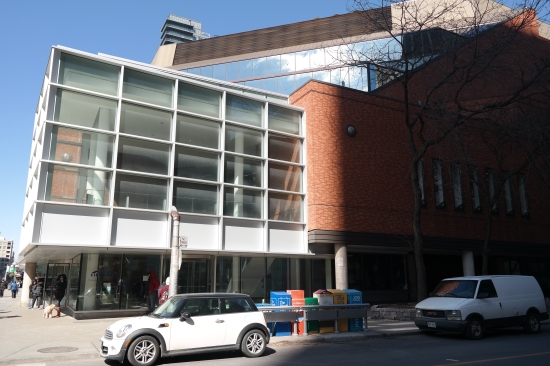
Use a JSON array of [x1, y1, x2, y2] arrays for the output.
[[182, 298, 220, 316], [469, 166, 482, 212], [418, 159, 426, 207], [477, 280, 498, 298], [486, 168, 498, 213], [518, 174, 529, 218], [221, 297, 255, 314], [432, 159, 445, 208], [503, 172, 514, 216], [451, 162, 463, 210]]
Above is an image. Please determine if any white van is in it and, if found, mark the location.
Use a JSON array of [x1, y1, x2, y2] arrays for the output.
[[415, 275, 549, 339]]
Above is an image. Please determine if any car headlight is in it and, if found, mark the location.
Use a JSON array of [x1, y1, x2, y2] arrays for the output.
[[446, 310, 461, 321], [416, 309, 422, 318], [116, 324, 132, 338]]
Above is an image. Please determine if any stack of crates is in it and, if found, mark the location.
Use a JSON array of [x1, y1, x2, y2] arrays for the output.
[[328, 289, 348, 332], [269, 291, 292, 336], [287, 290, 305, 335], [313, 289, 334, 333], [344, 289, 364, 331]]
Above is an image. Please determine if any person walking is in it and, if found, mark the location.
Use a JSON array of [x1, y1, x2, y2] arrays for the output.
[[0, 280, 5, 297], [145, 270, 160, 313], [28, 280, 37, 309], [53, 274, 67, 318], [32, 279, 44, 309], [10, 281, 18, 298]]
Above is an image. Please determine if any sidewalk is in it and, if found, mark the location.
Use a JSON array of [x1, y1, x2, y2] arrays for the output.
[[0, 292, 420, 365]]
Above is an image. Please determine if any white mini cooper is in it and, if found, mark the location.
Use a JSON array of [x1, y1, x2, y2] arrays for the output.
[[100, 293, 270, 366]]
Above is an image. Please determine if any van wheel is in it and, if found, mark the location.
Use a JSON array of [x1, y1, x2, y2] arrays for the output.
[[241, 329, 266, 357], [127, 335, 160, 366], [524, 312, 540, 334], [465, 317, 484, 340]]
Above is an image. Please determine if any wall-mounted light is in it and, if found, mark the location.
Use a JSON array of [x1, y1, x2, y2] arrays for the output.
[[61, 152, 73, 162], [347, 125, 357, 137]]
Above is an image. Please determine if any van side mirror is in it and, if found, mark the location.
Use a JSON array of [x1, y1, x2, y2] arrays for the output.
[[179, 311, 191, 321], [477, 292, 489, 299]]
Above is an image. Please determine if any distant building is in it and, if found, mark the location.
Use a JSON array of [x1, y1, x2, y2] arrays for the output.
[[160, 14, 210, 46], [0, 236, 15, 279]]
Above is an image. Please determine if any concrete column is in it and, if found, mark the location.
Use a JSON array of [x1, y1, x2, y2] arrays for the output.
[[21, 263, 36, 306], [462, 251, 475, 276], [334, 244, 348, 290], [231, 256, 240, 292]]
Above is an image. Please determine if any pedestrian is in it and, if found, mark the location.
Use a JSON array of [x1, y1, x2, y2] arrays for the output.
[[52, 274, 67, 318], [32, 280, 44, 309], [158, 276, 169, 305], [145, 270, 160, 313], [10, 281, 18, 298], [0, 280, 5, 297], [28, 280, 37, 309]]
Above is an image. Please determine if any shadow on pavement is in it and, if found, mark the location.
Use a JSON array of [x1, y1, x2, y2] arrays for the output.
[[154, 347, 277, 365]]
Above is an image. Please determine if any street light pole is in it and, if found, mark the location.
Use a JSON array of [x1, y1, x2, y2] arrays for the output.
[[169, 206, 180, 298]]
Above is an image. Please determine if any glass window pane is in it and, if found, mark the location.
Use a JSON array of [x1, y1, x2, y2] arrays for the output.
[[114, 174, 167, 210], [54, 89, 116, 131], [253, 57, 267, 77], [176, 114, 220, 149], [310, 48, 325, 68], [120, 255, 159, 310], [278, 75, 295, 95], [313, 70, 330, 82], [224, 187, 262, 219], [295, 73, 312, 90], [268, 105, 300, 135], [213, 64, 226, 80], [281, 53, 296, 73], [267, 55, 281, 75], [120, 103, 172, 141], [268, 193, 302, 222], [240, 257, 266, 302], [122, 69, 173, 108], [239, 59, 253, 79], [225, 94, 263, 127], [245, 80, 261, 89], [177, 83, 221, 118], [295, 51, 310, 71], [451, 163, 463, 210], [225, 155, 262, 187], [188, 68, 201, 76], [117, 137, 170, 175], [266, 258, 288, 293], [59, 53, 119, 96], [226, 62, 239, 80], [504, 173, 514, 215], [325, 46, 341, 66], [268, 135, 301, 163], [45, 164, 111, 205], [50, 126, 114, 168], [175, 146, 219, 181], [173, 181, 217, 215], [201, 66, 213, 78], [225, 125, 263, 157], [261, 78, 278, 93], [518, 174, 529, 217], [433, 159, 445, 208], [349, 66, 368, 91], [269, 163, 301, 192], [470, 166, 481, 212]]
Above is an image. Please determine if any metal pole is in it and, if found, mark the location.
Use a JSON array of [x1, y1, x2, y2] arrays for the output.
[[169, 206, 180, 298]]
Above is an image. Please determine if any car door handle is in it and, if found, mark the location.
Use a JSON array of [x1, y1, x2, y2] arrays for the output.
[[215, 319, 225, 323]]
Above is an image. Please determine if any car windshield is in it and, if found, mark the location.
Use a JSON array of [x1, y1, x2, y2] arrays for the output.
[[151, 297, 185, 318], [431, 280, 478, 298]]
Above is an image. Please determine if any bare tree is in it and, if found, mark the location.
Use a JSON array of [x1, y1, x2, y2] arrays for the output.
[[332, 0, 550, 300]]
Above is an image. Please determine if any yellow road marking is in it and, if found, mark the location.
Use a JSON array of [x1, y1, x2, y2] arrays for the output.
[[434, 351, 550, 365]]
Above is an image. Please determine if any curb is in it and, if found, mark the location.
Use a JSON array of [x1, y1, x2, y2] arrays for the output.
[[269, 329, 421, 345]]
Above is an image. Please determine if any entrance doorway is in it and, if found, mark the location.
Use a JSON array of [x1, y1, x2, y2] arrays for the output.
[[162, 258, 212, 294], [44, 263, 70, 306]]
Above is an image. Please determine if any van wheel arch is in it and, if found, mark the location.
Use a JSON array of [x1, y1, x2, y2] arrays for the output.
[[465, 313, 484, 322]]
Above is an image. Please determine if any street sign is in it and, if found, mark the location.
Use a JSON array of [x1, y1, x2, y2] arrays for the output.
[[179, 236, 188, 249]]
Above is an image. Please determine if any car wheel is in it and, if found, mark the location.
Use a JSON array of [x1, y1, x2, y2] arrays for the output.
[[464, 317, 484, 340], [127, 335, 160, 366], [524, 312, 540, 334], [241, 329, 266, 357]]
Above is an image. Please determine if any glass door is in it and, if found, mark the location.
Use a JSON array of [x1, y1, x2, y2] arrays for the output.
[[44, 263, 71, 306], [176, 258, 212, 294]]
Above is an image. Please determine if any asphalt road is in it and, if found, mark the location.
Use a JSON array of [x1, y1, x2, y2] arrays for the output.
[[29, 327, 550, 366]]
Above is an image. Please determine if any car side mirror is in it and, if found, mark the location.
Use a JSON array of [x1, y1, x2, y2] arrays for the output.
[[179, 311, 191, 321], [477, 292, 489, 299]]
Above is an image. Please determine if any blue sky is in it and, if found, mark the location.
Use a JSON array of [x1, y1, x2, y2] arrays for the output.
[[0, 0, 350, 256]]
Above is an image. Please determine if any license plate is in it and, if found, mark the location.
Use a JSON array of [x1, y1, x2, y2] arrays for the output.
[[427, 322, 436, 328]]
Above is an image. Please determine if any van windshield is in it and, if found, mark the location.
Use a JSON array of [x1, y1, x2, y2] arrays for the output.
[[431, 280, 478, 298]]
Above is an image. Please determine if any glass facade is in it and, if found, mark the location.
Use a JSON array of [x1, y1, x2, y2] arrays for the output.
[[44, 51, 304, 219]]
